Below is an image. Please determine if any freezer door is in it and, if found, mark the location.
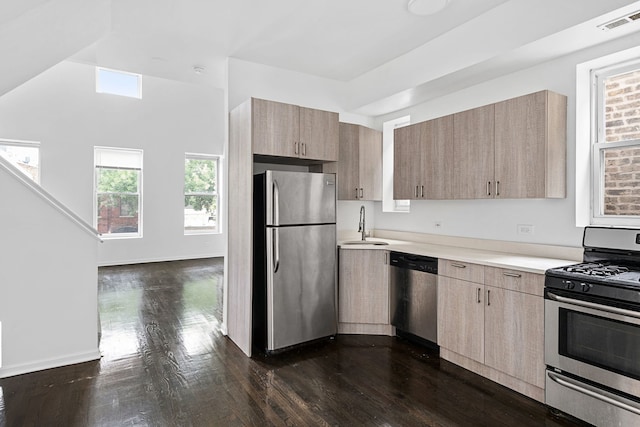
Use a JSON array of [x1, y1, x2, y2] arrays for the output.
[[265, 171, 336, 226], [266, 224, 337, 350]]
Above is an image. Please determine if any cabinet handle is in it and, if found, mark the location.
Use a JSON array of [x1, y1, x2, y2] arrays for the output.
[[384, 252, 388, 265], [496, 181, 500, 196], [503, 272, 522, 278], [415, 185, 418, 198], [359, 188, 363, 198], [451, 263, 466, 269], [355, 188, 359, 199], [487, 289, 491, 306], [302, 142, 306, 156], [487, 181, 491, 196], [477, 287, 481, 304], [294, 141, 299, 155], [421, 185, 424, 198]]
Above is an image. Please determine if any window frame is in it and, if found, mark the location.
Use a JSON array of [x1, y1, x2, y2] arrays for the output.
[[591, 58, 640, 226], [184, 153, 220, 235], [94, 147, 143, 239], [0, 138, 41, 184]]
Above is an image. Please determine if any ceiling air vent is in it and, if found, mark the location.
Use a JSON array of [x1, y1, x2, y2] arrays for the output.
[[598, 10, 640, 31]]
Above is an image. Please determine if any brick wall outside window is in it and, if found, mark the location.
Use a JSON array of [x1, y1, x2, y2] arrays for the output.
[[603, 70, 640, 215]]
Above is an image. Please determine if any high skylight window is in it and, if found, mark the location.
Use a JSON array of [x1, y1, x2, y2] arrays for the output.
[[96, 67, 142, 99]]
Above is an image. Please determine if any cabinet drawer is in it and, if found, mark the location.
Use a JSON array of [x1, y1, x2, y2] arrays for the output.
[[484, 267, 544, 296], [439, 259, 484, 283]]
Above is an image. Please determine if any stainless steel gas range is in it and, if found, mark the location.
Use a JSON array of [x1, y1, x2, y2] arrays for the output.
[[544, 227, 640, 426]]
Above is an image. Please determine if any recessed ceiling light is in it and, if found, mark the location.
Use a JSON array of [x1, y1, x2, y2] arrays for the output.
[[408, 0, 450, 16]]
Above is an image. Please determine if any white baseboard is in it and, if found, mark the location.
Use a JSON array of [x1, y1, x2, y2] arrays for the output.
[[0, 349, 101, 379], [98, 253, 224, 267]]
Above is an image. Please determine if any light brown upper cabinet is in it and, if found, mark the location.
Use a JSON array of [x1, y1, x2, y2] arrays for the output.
[[453, 104, 495, 199], [396, 90, 566, 200], [454, 90, 566, 199], [393, 116, 453, 200], [251, 98, 339, 162], [337, 123, 382, 201], [494, 90, 567, 199]]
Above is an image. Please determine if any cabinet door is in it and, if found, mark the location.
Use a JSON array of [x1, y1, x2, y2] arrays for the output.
[[393, 124, 422, 199], [437, 277, 484, 363], [484, 286, 545, 388], [252, 98, 299, 157], [494, 92, 547, 199], [299, 107, 339, 161], [337, 123, 360, 200], [421, 116, 454, 199], [453, 104, 495, 199], [339, 249, 389, 324], [358, 126, 382, 201]]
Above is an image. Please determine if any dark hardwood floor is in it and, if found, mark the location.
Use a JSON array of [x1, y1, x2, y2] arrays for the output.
[[0, 258, 588, 426]]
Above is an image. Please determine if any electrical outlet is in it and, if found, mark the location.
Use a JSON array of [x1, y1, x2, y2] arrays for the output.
[[517, 224, 534, 235]]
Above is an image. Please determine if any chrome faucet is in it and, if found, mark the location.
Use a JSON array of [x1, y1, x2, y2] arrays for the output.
[[358, 205, 366, 241]]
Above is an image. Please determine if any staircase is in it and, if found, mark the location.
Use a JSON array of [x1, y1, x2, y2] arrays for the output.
[[0, 156, 103, 378]]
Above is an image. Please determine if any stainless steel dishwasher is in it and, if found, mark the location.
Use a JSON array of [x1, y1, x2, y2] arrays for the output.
[[389, 252, 438, 344]]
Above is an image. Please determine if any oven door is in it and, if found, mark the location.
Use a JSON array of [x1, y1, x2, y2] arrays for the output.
[[545, 291, 640, 398]]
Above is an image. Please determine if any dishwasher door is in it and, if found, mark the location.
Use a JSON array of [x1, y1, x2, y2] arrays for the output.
[[389, 266, 438, 343]]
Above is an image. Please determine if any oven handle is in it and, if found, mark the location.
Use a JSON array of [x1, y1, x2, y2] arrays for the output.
[[547, 371, 640, 416], [546, 292, 640, 320]]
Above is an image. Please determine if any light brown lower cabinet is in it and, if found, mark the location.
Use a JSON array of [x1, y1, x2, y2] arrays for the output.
[[437, 276, 485, 363], [484, 286, 544, 389], [338, 249, 392, 335], [438, 261, 545, 402]]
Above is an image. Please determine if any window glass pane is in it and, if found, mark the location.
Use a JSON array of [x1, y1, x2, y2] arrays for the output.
[[96, 68, 141, 99], [0, 142, 39, 182], [602, 146, 640, 216], [184, 195, 217, 232], [603, 69, 640, 143], [184, 156, 218, 233], [96, 168, 139, 193], [97, 194, 139, 234]]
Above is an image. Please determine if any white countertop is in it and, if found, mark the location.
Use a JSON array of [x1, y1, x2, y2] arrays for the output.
[[338, 237, 577, 274]]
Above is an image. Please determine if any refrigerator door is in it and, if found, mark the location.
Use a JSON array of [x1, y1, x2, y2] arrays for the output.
[[265, 171, 336, 226], [266, 223, 337, 350]]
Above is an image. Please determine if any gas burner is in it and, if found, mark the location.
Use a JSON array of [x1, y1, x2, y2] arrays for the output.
[[560, 262, 630, 277]]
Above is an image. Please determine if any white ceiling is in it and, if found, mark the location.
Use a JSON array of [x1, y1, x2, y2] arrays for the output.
[[7, 0, 640, 116]]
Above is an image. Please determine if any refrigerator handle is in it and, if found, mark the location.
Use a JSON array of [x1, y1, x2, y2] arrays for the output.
[[272, 179, 280, 226], [273, 228, 280, 273]]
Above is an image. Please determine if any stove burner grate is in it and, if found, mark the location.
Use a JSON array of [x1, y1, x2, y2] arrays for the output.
[[560, 263, 630, 277]]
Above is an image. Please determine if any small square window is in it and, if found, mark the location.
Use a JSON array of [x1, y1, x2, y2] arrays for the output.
[[96, 67, 142, 99]]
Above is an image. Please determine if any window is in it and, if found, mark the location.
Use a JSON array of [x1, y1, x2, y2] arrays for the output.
[[96, 67, 142, 99], [382, 116, 411, 212], [591, 59, 640, 226], [94, 147, 143, 238], [184, 154, 219, 234], [0, 139, 40, 183]]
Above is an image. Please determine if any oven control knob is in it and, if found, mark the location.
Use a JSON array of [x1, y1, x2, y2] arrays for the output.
[[563, 280, 575, 290], [580, 283, 590, 292]]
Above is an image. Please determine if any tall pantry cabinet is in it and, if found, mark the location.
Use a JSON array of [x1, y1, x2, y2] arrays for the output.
[[228, 98, 339, 357]]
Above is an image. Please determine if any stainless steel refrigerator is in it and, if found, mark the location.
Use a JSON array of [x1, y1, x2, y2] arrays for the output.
[[253, 170, 337, 353]]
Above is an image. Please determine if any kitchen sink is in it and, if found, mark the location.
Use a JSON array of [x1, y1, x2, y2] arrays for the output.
[[341, 240, 389, 246]]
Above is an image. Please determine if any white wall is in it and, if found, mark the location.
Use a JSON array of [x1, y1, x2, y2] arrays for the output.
[[371, 32, 640, 248], [0, 61, 226, 265], [0, 164, 99, 378]]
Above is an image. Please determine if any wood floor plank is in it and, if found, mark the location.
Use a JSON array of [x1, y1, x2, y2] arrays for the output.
[[0, 258, 588, 427]]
